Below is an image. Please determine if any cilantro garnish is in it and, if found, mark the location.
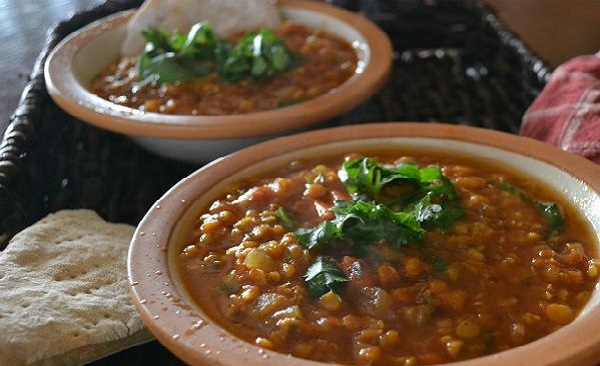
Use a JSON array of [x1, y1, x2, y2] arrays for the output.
[[276, 207, 296, 230], [411, 195, 465, 231], [304, 256, 348, 299], [138, 23, 218, 84], [500, 182, 564, 230], [219, 28, 298, 82], [295, 157, 466, 248], [339, 157, 458, 206], [137, 22, 297, 85], [295, 199, 423, 250], [540, 203, 564, 229], [296, 157, 465, 297], [433, 257, 450, 272]]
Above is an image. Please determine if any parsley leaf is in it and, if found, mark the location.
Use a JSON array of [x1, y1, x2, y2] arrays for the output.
[[304, 256, 348, 299]]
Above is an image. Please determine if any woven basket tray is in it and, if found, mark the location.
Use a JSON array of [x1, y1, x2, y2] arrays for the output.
[[0, 0, 550, 364]]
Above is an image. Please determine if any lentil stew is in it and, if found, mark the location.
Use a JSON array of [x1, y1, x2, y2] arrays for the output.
[[176, 151, 599, 365], [89, 21, 358, 116]]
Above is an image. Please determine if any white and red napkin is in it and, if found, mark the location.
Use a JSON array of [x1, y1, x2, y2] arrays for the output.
[[520, 52, 600, 164]]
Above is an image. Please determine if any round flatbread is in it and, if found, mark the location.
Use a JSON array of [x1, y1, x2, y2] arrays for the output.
[[0, 210, 153, 366]]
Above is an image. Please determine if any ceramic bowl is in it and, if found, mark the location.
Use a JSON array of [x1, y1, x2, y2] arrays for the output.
[[44, 0, 392, 163], [128, 122, 600, 366]]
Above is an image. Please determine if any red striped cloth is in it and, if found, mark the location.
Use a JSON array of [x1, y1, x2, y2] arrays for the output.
[[520, 52, 600, 164]]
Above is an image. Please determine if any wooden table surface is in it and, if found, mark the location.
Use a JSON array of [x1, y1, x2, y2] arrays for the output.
[[1, 0, 599, 136]]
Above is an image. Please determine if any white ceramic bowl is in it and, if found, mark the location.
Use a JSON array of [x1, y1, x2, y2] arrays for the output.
[[44, 0, 393, 163], [128, 122, 600, 366]]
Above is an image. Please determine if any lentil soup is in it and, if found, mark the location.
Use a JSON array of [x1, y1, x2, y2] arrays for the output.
[[89, 22, 358, 116], [176, 151, 599, 365]]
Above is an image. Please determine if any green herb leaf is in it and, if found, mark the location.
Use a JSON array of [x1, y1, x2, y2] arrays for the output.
[[137, 23, 296, 85], [333, 200, 423, 247], [412, 195, 465, 230], [296, 158, 464, 251], [539, 202, 564, 229], [295, 220, 341, 251], [141, 28, 174, 55], [339, 157, 398, 198], [276, 207, 296, 230], [500, 182, 564, 230], [139, 52, 212, 83], [138, 23, 217, 83], [219, 28, 297, 82], [295, 199, 423, 250], [339, 157, 462, 229], [339, 158, 458, 205], [298, 158, 467, 303], [433, 257, 450, 272], [219, 283, 234, 294], [180, 22, 219, 58], [304, 256, 348, 299]]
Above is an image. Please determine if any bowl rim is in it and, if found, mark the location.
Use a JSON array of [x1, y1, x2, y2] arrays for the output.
[[128, 122, 600, 366], [44, 0, 393, 139]]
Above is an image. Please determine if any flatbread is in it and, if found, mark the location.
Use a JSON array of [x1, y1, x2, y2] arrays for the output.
[[121, 0, 282, 56], [0, 210, 154, 366]]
